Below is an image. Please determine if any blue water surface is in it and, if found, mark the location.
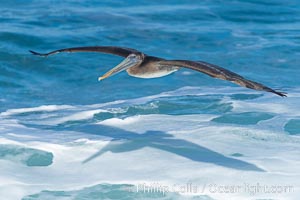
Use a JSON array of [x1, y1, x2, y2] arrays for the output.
[[1, 0, 299, 111]]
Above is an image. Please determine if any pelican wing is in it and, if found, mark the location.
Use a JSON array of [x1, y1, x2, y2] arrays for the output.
[[29, 46, 141, 58], [159, 60, 286, 97]]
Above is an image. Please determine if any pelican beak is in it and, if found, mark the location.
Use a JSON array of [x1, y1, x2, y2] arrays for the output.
[[98, 55, 139, 81]]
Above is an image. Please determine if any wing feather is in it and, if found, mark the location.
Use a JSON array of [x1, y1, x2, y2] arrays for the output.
[[29, 46, 141, 58], [159, 60, 286, 97]]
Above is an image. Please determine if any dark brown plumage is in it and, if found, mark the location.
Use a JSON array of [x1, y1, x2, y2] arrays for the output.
[[30, 46, 286, 97]]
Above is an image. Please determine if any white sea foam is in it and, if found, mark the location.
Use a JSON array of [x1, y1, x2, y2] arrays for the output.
[[99, 115, 141, 126], [0, 87, 299, 200], [99, 114, 216, 133], [0, 105, 74, 117], [1, 115, 299, 200]]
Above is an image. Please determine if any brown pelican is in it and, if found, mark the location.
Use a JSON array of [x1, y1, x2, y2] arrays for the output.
[[30, 46, 286, 97]]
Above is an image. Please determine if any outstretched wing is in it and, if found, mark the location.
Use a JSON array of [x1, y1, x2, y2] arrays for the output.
[[158, 60, 286, 97], [29, 46, 141, 58]]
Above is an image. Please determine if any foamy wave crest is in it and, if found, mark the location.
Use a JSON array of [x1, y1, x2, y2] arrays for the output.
[[0, 105, 74, 117]]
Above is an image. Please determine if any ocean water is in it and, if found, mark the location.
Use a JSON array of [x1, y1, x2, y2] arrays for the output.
[[0, 0, 300, 199]]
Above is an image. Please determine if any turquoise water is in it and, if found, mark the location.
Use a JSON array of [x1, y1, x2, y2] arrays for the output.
[[0, 0, 300, 199]]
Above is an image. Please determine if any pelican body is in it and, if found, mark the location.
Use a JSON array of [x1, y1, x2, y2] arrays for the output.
[[126, 56, 179, 79], [30, 46, 286, 97]]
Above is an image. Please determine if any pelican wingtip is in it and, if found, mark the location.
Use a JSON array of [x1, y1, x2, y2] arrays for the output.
[[29, 50, 47, 57]]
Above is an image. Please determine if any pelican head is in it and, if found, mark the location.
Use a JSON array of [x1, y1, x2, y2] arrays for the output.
[[98, 53, 144, 81]]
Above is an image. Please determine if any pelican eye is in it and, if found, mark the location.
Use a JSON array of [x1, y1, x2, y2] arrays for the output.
[[128, 54, 139, 62]]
